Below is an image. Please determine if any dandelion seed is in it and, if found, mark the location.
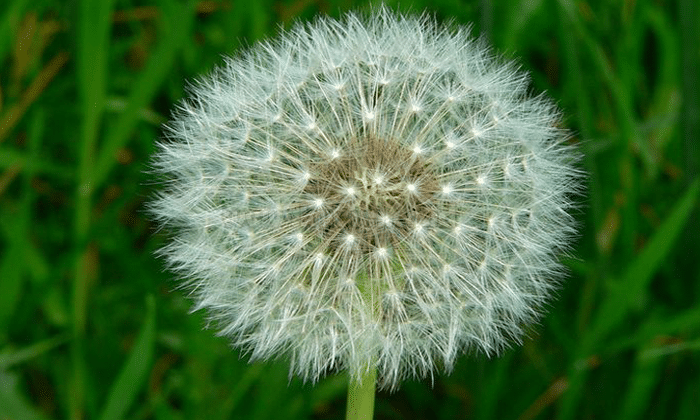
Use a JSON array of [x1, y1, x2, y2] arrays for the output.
[[380, 215, 393, 227], [150, 6, 580, 398], [375, 247, 389, 259]]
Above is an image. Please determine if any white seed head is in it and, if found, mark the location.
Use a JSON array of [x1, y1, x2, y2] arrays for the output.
[[150, 6, 580, 390]]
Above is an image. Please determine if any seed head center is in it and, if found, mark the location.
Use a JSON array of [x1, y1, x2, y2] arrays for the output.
[[304, 136, 438, 249]]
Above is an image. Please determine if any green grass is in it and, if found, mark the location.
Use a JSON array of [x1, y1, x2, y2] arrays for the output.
[[0, 0, 698, 419]]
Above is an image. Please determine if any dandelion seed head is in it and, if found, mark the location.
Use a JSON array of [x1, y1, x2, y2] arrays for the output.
[[150, 6, 580, 390]]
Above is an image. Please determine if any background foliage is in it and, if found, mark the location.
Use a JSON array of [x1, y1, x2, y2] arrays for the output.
[[0, 0, 698, 419]]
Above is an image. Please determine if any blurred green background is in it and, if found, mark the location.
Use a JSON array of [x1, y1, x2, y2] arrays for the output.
[[1, 0, 698, 419]]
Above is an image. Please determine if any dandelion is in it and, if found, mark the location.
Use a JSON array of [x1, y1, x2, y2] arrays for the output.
[[150, 6, 579, 418]]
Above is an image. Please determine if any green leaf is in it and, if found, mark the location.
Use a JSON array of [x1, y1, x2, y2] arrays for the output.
[[98, 296, 156, 420]]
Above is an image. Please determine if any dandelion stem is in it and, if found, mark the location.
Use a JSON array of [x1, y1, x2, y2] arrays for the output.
[[346, 365, 377, 420]]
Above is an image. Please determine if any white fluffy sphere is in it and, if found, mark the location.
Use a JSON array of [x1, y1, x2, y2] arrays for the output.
[[150, 7, 579, 389]]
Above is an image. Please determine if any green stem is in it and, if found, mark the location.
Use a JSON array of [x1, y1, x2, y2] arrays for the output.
[[346, 366, 377, 420]]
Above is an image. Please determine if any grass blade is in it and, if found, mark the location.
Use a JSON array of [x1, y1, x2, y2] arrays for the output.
[[93, 0, 192, 188], [98, 296, 156, 420], [0, 335, 69, 370], [591, 178, 700, 342]]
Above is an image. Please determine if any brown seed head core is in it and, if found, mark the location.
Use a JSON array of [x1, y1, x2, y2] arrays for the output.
[[303, 135, 439, 252]]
